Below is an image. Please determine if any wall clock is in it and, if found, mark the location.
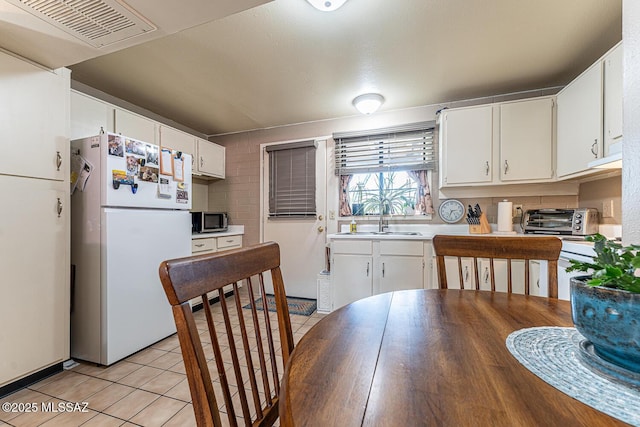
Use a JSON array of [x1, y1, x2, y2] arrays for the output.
[[438, 199, 465, 224]]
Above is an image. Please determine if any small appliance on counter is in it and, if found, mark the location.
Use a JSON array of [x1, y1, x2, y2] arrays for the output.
[[523, 208, 598, 236], [191, 211, 229, 233]]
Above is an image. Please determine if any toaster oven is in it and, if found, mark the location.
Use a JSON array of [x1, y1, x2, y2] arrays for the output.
[[523, 208, 598, 236]]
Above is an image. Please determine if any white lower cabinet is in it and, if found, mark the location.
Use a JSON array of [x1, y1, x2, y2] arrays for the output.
[[377, 240, 425, 294], [435, 256, 544, 295], [331, 239, 428, 311], [332, 254, 373, 309], [190, 234, 243, 307], [1, 176, 69, 387], [440, 257, 477, 289]]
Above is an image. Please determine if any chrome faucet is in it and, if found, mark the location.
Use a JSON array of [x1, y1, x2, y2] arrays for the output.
[[378, 198, 388, 232]]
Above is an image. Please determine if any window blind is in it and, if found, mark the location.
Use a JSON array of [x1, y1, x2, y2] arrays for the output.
[[333, 121, 436, 175], [266, 140, 317, 217]]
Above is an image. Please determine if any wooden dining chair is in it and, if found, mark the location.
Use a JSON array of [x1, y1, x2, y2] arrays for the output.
[[432, 235, 562, 298], [158, 242, 295, 427]]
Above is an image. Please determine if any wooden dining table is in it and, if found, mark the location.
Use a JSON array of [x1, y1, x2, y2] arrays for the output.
[[279, 289, 627, 427]]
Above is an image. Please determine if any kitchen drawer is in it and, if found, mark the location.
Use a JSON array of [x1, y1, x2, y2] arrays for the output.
[[332, 240, 373, 255], [217, 235, 242, 250], [379, 240, 424, 256], [192, 238, 216, 253]]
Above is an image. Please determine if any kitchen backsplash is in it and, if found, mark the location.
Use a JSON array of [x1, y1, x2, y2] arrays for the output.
[[341, 175, 621, 229], [578, 175, 622, 225]]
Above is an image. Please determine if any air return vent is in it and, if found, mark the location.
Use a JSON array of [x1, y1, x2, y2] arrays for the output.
[[6, 0, 157, 48]]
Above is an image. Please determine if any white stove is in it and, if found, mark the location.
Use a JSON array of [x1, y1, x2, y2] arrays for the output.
[[560, 238, 596, 258], [558, 237, 596, 301]]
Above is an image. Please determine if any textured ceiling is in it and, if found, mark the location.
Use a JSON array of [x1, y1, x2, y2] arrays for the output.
[[67, 0, 622, 135]]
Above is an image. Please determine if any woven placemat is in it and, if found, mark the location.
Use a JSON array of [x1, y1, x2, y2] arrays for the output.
[[506, 327, 640, 426]]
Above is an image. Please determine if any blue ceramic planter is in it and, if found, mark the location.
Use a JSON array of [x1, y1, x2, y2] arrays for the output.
[[571, 277, 640, 374]]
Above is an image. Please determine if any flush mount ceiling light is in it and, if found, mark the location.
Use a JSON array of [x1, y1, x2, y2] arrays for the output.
[[306, 0, 348, 12], [352, 93, 385, 115]]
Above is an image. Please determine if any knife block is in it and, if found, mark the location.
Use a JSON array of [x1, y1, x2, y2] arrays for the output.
[[469, 213, 491, 234]]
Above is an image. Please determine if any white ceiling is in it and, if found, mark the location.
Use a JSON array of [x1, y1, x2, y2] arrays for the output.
[[1, 0, 622, 136]]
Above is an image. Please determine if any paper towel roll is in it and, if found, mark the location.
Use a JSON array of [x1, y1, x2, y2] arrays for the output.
[[497, 200, 513, 233]]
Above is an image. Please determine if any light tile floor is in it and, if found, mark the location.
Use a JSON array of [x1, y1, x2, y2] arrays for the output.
[[0, 288, 325, 427]]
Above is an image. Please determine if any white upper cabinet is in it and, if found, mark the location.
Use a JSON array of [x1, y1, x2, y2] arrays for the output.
[[439, 96, 554, 187], [197, 138, 225, 178], [0, 52, 69, 181], [556, 61, 603, 178], [499, 97, 554, 182], [603, 42, 623, 154], [439, 105, 493, 186], [159, 125, 196, 172], [70, 91, 114, 140], [555, 42, 622, 176], [159, 125, 196, 155], [114, 108, 157, 144], [158, 127, 225, 178]]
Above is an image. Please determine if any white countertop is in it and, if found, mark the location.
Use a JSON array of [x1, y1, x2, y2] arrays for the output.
[[329, 224, 526, 240], [328, 223, 597, 257], [192, 225, 244, 239]]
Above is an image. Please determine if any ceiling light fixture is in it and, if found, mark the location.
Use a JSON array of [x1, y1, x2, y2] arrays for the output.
[[352, 93, 385, 115], [306, 0, 348, 12]]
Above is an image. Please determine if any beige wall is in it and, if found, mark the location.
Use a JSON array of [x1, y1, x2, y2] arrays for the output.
[[579, 175, 622, 224], [205, 89, 590, 246], [192, 178, 210, 212]]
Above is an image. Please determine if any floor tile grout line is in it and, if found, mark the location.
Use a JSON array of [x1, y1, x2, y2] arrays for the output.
[[26, 367, 194, 425], [5, 288, 322, 427]]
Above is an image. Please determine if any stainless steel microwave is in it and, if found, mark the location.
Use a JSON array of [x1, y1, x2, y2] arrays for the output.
[[191, 211, 228, 233]]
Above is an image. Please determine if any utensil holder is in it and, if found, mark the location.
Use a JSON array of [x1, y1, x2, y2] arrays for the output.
[[469, 213, 491, 234]]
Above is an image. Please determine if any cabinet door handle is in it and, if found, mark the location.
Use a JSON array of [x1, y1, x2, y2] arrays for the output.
[[591, 139, 598, 158], [485, 161, 490, 176], [483, 267, 490, 284], [503, 160, 509, 175], [56, 151, 62, 171], [57, 198, 63, 217], [382, 263, 385, 278], [195, 243, 205, 247], [464, 266, 469, 283], [200, 156, 204, 167], [366, 262, 370, 277]]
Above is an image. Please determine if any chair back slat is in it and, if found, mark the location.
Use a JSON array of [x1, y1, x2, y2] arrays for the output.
[[159, 242, 295, 427], [202, 294, 236, 422], [432, 235, 562, 298], [245, 275, 276, 404]]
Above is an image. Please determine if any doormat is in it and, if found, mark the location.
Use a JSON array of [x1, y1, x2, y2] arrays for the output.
[[244, 295, 317, 316]]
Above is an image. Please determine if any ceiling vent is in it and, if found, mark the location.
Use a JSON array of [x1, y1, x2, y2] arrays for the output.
[[5, 0, 157, 48]]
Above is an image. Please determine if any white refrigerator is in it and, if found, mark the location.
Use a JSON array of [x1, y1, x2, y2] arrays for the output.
[[70, 133, 192, 365]]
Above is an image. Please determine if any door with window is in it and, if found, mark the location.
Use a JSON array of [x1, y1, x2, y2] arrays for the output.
[[261, 139, 327, 299]]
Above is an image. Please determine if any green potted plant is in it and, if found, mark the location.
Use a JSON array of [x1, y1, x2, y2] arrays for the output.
[[362, 173, 413, 215], [566, 233, 640, 374]]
